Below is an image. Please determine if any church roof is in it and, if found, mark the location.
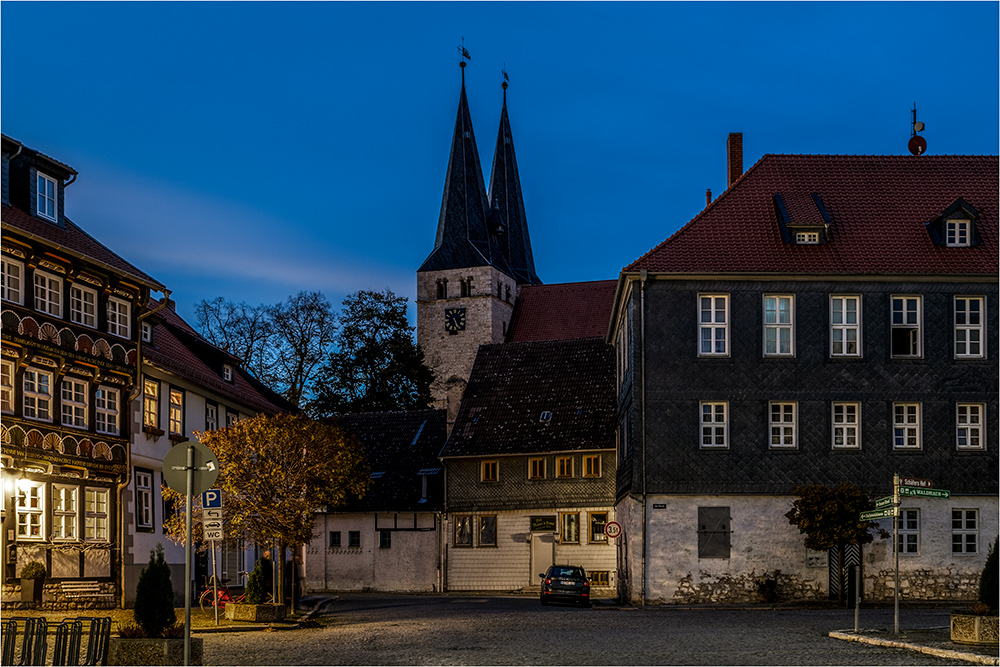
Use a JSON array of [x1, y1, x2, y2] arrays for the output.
[[440, 338, 614, 458], [506, 280, 617, 342], [627, 154, 998, 276]]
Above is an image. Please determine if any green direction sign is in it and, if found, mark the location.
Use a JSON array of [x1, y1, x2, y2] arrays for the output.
[[861, 507, 898, 521], [899, 486, 950, 498], [874, 496, 895, 509]]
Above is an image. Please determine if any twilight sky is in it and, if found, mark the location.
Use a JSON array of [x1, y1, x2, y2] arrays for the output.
[[2, 2, 997, 328]]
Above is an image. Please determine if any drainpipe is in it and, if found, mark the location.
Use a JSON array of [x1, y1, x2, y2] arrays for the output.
[[117, 289, 171, 608], [639, 269, 647, 607]]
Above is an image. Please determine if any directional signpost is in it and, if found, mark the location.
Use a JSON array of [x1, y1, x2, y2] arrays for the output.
[[860, 507, 898, 521], [202, 490, 224, 624], [899, 486, 950, 499]]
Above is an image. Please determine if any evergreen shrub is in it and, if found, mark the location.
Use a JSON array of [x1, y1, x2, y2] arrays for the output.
[[133, 544, 177, 638]]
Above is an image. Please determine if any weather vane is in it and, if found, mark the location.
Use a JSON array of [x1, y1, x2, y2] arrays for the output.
[[458, 38, 471, 63], [502, 63, 509, 90]]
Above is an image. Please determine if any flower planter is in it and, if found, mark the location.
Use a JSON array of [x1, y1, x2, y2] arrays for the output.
[[224, 602, 286, 623], [20, 579, 43, 606], [108, 637, 203, 665], [951, 612, 999, 646]]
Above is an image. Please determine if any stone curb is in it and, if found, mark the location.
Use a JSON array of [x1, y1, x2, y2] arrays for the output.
[[829, 630, 999, 665]]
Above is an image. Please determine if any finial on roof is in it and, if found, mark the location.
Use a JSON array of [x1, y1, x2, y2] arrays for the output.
[[501, 64, 509, 92]]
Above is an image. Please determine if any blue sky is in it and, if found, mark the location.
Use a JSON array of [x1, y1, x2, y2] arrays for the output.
[[3, 2, 997, 328]]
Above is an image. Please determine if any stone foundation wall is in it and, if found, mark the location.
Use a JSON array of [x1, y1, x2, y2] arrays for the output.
[[670, 569, 826, 604], [1, 581, 117, 610], [868, 567, 981, 602]]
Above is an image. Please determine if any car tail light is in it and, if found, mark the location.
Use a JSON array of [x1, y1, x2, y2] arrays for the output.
[[583, 580, 590, 587], [545, 578, 551, 585]]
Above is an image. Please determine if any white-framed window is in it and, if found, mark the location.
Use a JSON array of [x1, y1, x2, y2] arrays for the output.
[[34, 271, 62, 317], [85, 487, 110, 542], [590, 512, 608, 543], [561, 512, 580, 544], [893, 403, 921, 450], [37, 172, 57, 220], [2, 257, 24, 304], [143, 378, 159, 428], [223, 364, 233, 381], [52, 484, 78, 541], [699, 294, 729, 356], [95, 386, 119, 435], [16, 480, 46, 540], [956, 403, 984, 451], [796, 231, 820, 244], [205, 403, 218, 431], [107, 297, 130, 338], [891, 296, 922, 358], [946, 220, 970, 247], [769, 402, 796, 449], [60, 377, 88, 428], [952, 509, 978, 554], [135, 469, 154, 531], [528, 457, 546, 480], [832, 402, 860, 449], [830, 295, 861, 357], [225, 411, 238, 428], [556, 456, 574, 478], [763, 295, 794, 356], [1, 359, 14, 413], [169, 388, 184, 436], [955, 297, 984, 359], [896, 508, 919, 554], [23, 368, 53, 421], [141, 321, 153, 343], [69, 284, 98, 328], [700, 401, 728, 449], [584, 454, 602, 477]]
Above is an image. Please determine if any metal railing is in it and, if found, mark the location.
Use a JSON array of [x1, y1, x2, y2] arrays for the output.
[[1, 617, 110, 666]]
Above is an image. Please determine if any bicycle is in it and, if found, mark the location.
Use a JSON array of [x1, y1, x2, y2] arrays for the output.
[[199, 572, 248, 614]]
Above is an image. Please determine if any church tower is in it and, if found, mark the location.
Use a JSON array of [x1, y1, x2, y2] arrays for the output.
[[417, 62, 540, 427]]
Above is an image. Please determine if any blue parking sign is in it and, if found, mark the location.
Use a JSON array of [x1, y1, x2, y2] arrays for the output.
[[203, 489, 223, 508]]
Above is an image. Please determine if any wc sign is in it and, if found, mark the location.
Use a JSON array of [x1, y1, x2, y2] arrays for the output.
[[203, 489, 223, 509]]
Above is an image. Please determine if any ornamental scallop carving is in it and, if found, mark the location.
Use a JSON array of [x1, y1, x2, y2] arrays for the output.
[[93, 339, 112, 360], [62, 436, 78, 456], [43, 433, 61, 451], [93, 441, 112, 461], [19, 316, 39, 338], [77, 334, 94, 354], [78, 439, 92, 458], [39, 322, 60, 344], [26, 429, 44, 448], [1, 424, 9, 444]]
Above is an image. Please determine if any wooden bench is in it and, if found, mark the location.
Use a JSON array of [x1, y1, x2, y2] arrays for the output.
[[60, 581, 115, 599]]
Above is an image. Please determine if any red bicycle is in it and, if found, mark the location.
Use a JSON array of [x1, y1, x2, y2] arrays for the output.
[[199, 572, 258, 614]]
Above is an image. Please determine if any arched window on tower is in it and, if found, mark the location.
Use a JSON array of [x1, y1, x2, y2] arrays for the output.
[[461, 278, 472, 298], [437, 279, 448, 299]]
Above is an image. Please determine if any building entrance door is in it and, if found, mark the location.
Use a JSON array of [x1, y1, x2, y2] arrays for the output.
[[530, 533, 555, 585]]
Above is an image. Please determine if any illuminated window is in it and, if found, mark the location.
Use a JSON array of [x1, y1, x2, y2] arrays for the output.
[[143, 378, 159, 428], [16, 480, 46, 540], [1, 360, 14, 413], [169, 389, 184, 435], [590, 512, 608, 543], [560, 513, 580, 544], [85, 487, 110, 542], [52, 484, 78, 541]]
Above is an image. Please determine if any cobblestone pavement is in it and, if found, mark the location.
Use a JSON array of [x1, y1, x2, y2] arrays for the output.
[[202, 595, 972, 665]]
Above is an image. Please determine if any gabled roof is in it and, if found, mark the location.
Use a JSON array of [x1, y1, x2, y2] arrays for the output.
[[418, 70, 512, 277], [143, 299, 293, 416], [440, 338, 614, 458], [627, 154, 998, 276], [2, 203, 164, 290], [328, 409, 447, 512], [487, 86, 540, 285], [506, 280, 617, 342]]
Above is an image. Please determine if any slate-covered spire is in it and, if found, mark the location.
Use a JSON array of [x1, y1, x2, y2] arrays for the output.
[[419, 63, 511, 275], [487, 80, 540, 285]]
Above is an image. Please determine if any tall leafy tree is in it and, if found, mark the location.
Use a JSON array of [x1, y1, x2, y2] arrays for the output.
[[268, 291, 338, 408], [308, 289, 433, 416], [785, 482, 888, 603], [195, 297, 277, 383]]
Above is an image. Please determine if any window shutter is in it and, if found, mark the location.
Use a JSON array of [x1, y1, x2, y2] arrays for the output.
[[698, 506, 731, 558]]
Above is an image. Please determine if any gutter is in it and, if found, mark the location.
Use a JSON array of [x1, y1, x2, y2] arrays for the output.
[[639, 269, 647, 608]]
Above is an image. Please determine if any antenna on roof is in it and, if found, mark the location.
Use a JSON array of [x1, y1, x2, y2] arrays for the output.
[[908, 103, 927, 156]]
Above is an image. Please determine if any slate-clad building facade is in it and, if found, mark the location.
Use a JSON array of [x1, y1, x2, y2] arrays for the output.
[[610, 147, 998, 604]]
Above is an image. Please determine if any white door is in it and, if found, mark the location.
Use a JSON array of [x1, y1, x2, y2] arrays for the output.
[[530, 533, 555, 585]]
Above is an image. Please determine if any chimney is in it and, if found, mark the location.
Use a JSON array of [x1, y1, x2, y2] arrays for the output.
[[727, 132, 743, 188], [705, 188, 712, 207], [164, 297, 176, 312]]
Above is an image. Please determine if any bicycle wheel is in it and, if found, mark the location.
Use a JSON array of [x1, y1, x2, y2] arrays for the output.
[[199, 589, 221, 615]]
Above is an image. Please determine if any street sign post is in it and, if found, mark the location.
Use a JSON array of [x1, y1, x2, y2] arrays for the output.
[[203, 489, 223, 508], [899, 476, 932, 489], [860, 507, 898, 521], [874, 496, 895, 509], [604, 521, 623, 539], [899, 486, 950, 498]]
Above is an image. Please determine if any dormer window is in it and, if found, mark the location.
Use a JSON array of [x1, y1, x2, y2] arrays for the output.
[[773, 193, 832, 245], [141, 321, 153, 343], [946, 220, 970, 247], [795, 232, 820, 245], [36, 173, 57, 221], [223, 364, 233, 382], [927, 198, 979, 247]]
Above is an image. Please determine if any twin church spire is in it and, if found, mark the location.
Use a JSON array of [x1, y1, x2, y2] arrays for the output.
[[418, 63, 540, 285]]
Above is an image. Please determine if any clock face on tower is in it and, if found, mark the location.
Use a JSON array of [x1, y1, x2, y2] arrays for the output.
[[444, 307, 467, 333]]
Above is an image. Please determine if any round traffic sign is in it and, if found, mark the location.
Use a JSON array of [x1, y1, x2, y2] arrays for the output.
[[604, 521, 623, 539], [162, 441, 220, 495]]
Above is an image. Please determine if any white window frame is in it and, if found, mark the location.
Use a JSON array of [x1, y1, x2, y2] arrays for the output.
[[52, 484, 78, 541], [698, 294, 729, 357], [956, 403, 984, 451], [85, 487, 110, 542], [37, 172, 57, 221], [223, 364, 233, 381], [107, 296, 130, 338], [135, 470, 154, 530], [830, 295, 861, 357], [205, 403, 218, 431], [69, 283, 98, 328], [95, 386, 120, 435], [769, 402, 797, 449], [169, 388, 184, 436], [34, 270, 63, 317], [143, 378, 159, 428], [16, 480, 46, 540], [832, 402, 860, 450], [2, 257, 24, 304], [893, 403, 921, 450], [61, 377, 88, 429], [763, 295, 794, 357], [952, 509, 978, 555], [23, 367, 53, 422], [954, 296, 985, 359], [891, 295, 922, 358], [896, 508, 919, 555], [1, 359, 14, 414], [946, 219, 970, 247], [225, 411, 238, 428], [796, 231, 820, 244], [700, 401, 728, 449], [141, 321, 153, 343], [560, 512, 580, 544]]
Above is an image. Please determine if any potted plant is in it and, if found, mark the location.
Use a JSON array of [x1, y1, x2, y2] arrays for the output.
[[108, 544, 202, 665], [224, 559, 286, 623], [19, 561, 46, 606], [951, 537, 998, 647]]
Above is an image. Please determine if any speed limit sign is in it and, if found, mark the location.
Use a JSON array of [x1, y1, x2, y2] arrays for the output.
[[604, 521, 623, 539]]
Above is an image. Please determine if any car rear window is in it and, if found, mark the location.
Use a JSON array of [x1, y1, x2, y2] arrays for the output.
[[551, 567, 584, 578]]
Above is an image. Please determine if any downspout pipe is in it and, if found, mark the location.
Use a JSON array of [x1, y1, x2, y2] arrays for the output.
[[639, 269, 647, 607], [117, 289, 171, 608]]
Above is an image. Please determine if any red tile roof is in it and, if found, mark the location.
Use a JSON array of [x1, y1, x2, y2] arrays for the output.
[[505, 280, 617, 342], [2, 204, 164, 289], [627, 154, 998, 276]]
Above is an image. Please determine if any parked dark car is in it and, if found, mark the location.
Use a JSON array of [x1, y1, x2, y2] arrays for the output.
[[539, 565, 591, 607]]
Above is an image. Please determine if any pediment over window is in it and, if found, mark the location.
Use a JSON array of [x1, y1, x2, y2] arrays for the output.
[[773, 193, 832, 245], [926, 197, 981, 247]]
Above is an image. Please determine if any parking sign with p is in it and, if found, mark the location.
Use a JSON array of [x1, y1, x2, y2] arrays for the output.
[[203, 489, 223, 508]]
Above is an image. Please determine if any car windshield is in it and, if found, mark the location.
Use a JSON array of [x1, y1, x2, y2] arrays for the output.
[[550, 567, 584, 578]]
